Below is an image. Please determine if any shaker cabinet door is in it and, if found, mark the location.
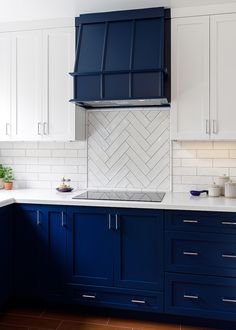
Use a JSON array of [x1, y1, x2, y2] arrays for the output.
[[210, 13, 236, 140], [11, 30, 43, 141], [42, 28, 75, 141], [0, 33, 12, 141], [171, 16, 210, 140]]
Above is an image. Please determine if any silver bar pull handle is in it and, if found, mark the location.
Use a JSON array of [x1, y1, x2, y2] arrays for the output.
[[222, 298, 236, 303], [131, 299, 146, 304], [108, 214, 111, 230], [38, 122, 42, 136], [222, 254, 236, 259], [213, 119, 218, 134], [222, 221, 236, 226], [184, 295, 199, 300], [82, 294, 96, 299], [43, 122, 48, 135], [183, 220, 198, 224], [61, 211, 66, 227], [206, 119, 210, 134], [183, 252, 199, 256], [5, 123, 11, 136], [36, 210, 41, 225], [115, 214, 118, 230]]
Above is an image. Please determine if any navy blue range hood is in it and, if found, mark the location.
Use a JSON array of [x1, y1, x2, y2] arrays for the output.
[[70, 7, 170, 109]]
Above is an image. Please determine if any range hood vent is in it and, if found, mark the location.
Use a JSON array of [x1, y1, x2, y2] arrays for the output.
[[70, 7, 170, 109]]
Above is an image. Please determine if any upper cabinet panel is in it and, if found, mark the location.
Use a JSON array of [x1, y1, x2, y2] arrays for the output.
[[132, 18, 163, 70], [210, 13, 236, 140], [171, 16, 210, 140], [76, 23, 105, 73], [104, 21, 132, 71]]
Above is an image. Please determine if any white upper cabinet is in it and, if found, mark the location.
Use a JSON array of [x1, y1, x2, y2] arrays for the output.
[[210, 13, 236, 140], [11, 30, 43, 141], [0, 19, 84, 141], [171, 12, 236, 141], [0, 33, 13, 141], [171, 16, 210, 140], [42, 28, 76, 141]]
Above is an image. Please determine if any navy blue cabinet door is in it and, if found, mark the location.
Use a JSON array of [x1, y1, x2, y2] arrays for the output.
[[114, 209, 164, 291], [0, 206, 11, 306], [13, 204, 48, 297], [67, 207, 114, 287], [42, 206, 67, 301]]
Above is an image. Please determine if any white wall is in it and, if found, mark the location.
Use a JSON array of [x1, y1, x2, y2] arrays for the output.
[[0, 0, 236, 22]]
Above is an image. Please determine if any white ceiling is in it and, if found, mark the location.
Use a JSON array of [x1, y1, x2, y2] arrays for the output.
[[0, 0, 236, 22]]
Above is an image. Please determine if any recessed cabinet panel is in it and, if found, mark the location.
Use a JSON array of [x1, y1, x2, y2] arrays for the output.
[[12, 30, 42, 140], [114, 210, 164, 291], [77, 23, 105, 73], [211, 13, 236, 140], [0, 34, 12, 141], [42, 28, 75, 141], [67, 208, 113, 287], [76, 75, 101, 100], [171, 16, 210, 140], [104, 74, 129, 99], [132, 18, 163, 70], [104, 21, 132, 71], [132, 72, 163, 98]]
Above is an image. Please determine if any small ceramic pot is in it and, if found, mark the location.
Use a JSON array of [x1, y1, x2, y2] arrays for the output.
[[0, 178, 4, 189], [225, 181, 236, 198], [215, 175, 230, 196], [4, 182, 13, 190], [208, 183, 221, 197]]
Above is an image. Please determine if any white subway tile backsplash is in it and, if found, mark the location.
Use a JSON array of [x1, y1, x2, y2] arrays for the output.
[[172, 141, 236, 192], [0, 141, 88, 190], [173, 149, 197, 159]]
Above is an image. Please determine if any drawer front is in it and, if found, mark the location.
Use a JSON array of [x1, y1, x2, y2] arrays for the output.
[[165, 273, 236, 321], [165, 232, 236, 277], [165, 210, 236, 234], [66, 285, 163, 312]]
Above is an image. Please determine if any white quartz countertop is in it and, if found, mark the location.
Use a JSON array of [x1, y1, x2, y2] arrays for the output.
[[0, 189, 236, 212]]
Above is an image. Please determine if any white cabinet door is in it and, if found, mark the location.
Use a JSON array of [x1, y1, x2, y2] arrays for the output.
[[42, 27, 75, 141], [171, 16, 210, 140], [11, 30, 43, 141], [211, 13, 236, 140], [0, 33, 12, 141]]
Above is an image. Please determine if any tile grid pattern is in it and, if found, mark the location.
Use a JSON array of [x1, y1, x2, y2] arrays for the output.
[[172, 141, 236, 192], [0, 141, 87, 190], [88, 110, 171, 191]]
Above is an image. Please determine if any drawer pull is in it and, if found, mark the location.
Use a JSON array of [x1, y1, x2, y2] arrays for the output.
[[131, 299, 146, 304], [184, 294, 199, 300], [222, 298, 236, 303], [183, 252, 199, 256], [82, 294, 96, 299], [183, 220, 198, 224], [221, 221, 236, 226], [222, 254, 236, 259]]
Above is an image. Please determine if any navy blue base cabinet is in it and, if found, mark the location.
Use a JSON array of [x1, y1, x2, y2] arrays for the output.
[[13, 204, 67, 301], [0, 205, 11, 307], [2, 204, 235, 322]]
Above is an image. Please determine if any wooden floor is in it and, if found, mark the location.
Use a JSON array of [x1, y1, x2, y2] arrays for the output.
[[0, 303, 234, 330]]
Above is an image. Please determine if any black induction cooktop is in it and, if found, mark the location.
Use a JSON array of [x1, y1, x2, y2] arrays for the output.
[[72, 191, 165, 202]]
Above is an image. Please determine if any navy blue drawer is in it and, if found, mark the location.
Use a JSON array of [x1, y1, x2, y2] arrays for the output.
[[66, 285, 163, 312], [165, 273, 236, 321], [165, 210, 236, 234], [165, 232, 236, 277]]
